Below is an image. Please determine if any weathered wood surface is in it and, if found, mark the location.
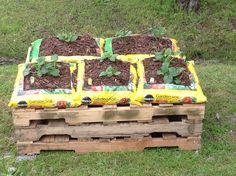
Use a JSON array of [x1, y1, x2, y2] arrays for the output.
[[15, 118, 202, 142], [17, 136, 201, 155], [13, 104, 205, 127]]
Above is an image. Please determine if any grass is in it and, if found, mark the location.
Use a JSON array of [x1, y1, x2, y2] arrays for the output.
[[0, 0, 236, 175], [0, 0, 235, 61]]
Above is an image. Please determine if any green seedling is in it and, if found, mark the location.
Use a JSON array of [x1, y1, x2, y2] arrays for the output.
[[99, 66, 121, 77], [154, 48, 185, 84], [149, 27, 166, 38], [56, 33, 78, 42], [156, 61, 184, 84], [100, 52, 118, 62], [154, 48, 183, 62], [23, 55, 60, 77], [115, 30, 132, 38]]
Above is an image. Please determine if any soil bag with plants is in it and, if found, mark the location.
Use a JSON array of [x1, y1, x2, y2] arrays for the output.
[[104, 28, 179, 62], [74, 56, 138, 105], [9, 56, 80, 108], [134, 48, 207, 104], [29, 34, 104, 62]]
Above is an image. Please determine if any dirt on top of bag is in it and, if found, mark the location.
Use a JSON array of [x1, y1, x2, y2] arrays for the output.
[[112, 35, 172, 55], [84, 59, 130, 87], [39, 35, 99, 56]]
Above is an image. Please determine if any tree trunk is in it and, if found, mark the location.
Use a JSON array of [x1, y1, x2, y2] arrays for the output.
[[176, 0, 200, 13]]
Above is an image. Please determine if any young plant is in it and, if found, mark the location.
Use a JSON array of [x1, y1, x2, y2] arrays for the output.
[[23, 55, 60, 77], [115, 30, 132, 38], [100, 52, 118, 62], [149, 27, 166, 38], [154, 48, 172, 62], [154, 48, 185, 84], [99, 66, 121, 77], [56, 33, 78, 42], [154, 48, 183, 62], [156, 61, 184, 84]]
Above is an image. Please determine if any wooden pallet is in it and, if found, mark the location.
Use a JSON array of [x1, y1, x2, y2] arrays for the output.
[[15, 117, 202, 142], [14, 103, 205, 154], [13, 104, 205, 127], [17, 134, 201, 155]]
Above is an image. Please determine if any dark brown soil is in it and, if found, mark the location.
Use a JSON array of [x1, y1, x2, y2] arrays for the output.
[[24, 63, 72, 90], [112, 35, 172, 55], [84, 60, 130, 87], [39, 35, 99, 56], [143, 58, 191, 86]]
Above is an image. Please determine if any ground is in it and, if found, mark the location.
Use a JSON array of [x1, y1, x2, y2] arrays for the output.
[[0, 0, 236, 175]]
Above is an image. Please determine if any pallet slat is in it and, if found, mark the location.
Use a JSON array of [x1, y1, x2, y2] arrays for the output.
[[17, 136, 201, 155], [13, 104, 205, 127], [15, 119, 202, 142]]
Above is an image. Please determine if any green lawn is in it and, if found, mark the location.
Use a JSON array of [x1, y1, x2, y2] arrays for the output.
[[0, 0, 235, 61], [0, 0, 236, 175]]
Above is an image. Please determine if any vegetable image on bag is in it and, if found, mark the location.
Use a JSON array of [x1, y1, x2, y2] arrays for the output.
[[134, 50, 206, 104], [29, 34, 104, 63], [8, 57, 80, 108], [74, 56, 138, 105]]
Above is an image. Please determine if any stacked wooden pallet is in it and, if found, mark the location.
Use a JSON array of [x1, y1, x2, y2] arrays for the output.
[[13, 103, 205, 155]]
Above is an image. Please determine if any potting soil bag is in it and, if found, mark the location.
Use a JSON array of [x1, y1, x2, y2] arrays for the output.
[[29, 37, 104, 62], [8, 64, 80, 108], [104, 35, 180, 63], [135, 60, 207, 104], [74, 58, 139, 105]]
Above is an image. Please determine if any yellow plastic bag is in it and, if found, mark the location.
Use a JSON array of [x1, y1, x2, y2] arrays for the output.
[[74, 57, 138, 105], [9, 63, 80, 108], [135, 60, 207, 104], [104, 35, 179, 63]]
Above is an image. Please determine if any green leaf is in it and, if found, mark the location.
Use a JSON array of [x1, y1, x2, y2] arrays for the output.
[[164, 48, 172, 56], [161, 62, 170, 73], [40, 65, 48, 75], [114, 71, 121, 76], [154, 52, 163, 61], [174, 78, 181, 84], [37, 70, 43, 77], [99, 71, 107, 77], [70, 35, 78, 42], [156, 70, 163, 75], [37, 57, 45, 66], [57, 33, 78, 42], [51, 55, 58, 62], [164, 75, 173, 84], [100, 52, 111, 62], [49, 68, 60, 77], [176, 68, 185, 76], [110, 55, 116, 62], [169, 67, 177, 76], [115, 30, 132, 37], [106, 66, 113, 72], [23, 67, 31, 76]]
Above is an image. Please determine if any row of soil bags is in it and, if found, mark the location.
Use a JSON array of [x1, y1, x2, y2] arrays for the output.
[[9, 34, 206, 108]]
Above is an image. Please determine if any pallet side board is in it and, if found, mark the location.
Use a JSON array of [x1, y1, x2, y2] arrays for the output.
[[15, 119, 203, 142], [17, 136, 201, 155], [12, 104, 205, 127]]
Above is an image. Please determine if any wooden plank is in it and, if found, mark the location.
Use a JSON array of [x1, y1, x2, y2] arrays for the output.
[[13, 104, 205, 127], [17, 137, 201, 155], [15, 121, 202, 142]]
